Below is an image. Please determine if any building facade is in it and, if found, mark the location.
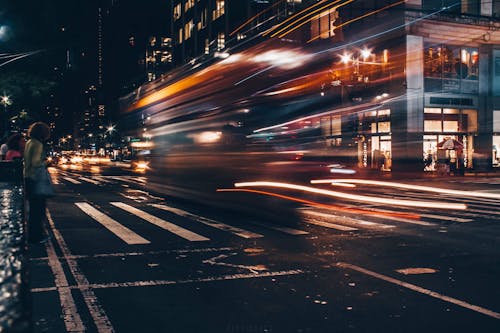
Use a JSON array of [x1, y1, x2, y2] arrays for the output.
[[300, 0, 500, 173]]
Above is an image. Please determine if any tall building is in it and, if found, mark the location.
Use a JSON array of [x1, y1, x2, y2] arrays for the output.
[[169, 0, 306, 66]]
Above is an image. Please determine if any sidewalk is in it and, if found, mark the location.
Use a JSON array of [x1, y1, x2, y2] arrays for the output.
[[0, 161, 30, 333]]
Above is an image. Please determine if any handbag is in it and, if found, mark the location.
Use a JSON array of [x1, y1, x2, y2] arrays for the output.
[[33, 166, 55, 197]]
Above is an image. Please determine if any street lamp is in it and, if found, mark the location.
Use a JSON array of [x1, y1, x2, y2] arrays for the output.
[[1, 95, 12, 133]]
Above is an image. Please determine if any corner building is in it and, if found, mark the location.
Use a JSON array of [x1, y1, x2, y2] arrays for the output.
[[316, 0, 500, 174]]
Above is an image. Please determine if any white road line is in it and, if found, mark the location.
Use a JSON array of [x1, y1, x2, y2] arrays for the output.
[[63, 177, 81, 184], [337, 262, 500, 320], [112, 202, 209, 241], [248, 221, 309, 235], [46, 209, 115, 332], [302, 210, 394, 229], [303, 218, 358, 231], [75, 202, 150, 245], [151, 203, 263, 239], [79, 177, 101, 185], [420, 214, 473, 223], [44, 237, 86, 332], [334, 204, 436, 226], [79, 270, 304, 290], [30, 247, 236, 262], [92, 176, 112, 183]]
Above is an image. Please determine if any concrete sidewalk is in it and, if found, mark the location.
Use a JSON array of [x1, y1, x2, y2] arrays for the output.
[[0, 161, 30, 333]]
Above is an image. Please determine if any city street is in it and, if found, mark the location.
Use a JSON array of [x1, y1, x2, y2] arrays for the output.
[[28, 166, 500, 332]]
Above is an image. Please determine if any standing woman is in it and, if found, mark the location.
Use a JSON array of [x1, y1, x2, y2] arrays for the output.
[[24, 122, 51, 243]]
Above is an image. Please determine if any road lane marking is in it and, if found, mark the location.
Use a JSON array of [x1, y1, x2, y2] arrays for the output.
[[303, 217, 358, 231], [46, 209, 115, 332], [151, 203, 263, 239], [337, 262, 500, 320], [92, 176, 111, 183], [247, 220, 309, 235], [63, 177, 81, 184], [75, 202, 150, 245], [325, 204, 436, 226], [112, 202, 209, 241], [44, 235, 86, 332], [79, 176, 101, 185], [302, 210, 394, 229], [419, 214, 473, 223], [31, 270, 304, 291]]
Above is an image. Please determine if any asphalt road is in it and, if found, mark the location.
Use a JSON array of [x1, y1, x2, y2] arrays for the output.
[[28, 166, 500, 332]]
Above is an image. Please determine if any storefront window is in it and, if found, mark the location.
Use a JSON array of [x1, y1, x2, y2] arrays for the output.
[[424, 108, 477, 133], [424, 43, 478, 93]]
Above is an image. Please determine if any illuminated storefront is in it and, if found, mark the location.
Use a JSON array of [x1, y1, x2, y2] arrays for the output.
[[494, 110, 500, 168], [422, 107, 477, 172]]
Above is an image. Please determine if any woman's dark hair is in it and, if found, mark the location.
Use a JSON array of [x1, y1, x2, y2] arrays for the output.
[[6, 133, 22, 151], [28, 122, 50, 142]]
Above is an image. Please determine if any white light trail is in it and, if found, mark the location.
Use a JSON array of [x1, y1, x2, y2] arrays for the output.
[[234, 181, 466, 210], [311, 179, 500, 200]]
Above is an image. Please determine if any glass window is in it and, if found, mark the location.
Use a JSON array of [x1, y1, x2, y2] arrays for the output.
[[213, 0, 225, 20], [332, 116, 341, 135], [424, 43, 478, 93], [443, 121, 458, 132], [173, 3, 181, 20], [494, 111, 500, 132], [424, 108, 441, 114], [217, 32, 225, 51], [462, 109, 477, 132], [425, 120, 442, 132], [184, 20, 193, 40], [378, 122, 390, 133]]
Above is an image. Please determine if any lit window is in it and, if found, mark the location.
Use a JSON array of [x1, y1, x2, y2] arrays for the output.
[[205, 39, 210, 54], [217, 32, 225, 51], [173, 3, 181, 20], [184, 20, 193, 40], [213, 0, 225, 20], [424, 120, 442, 132], [149, 37, 156, 47], [184, 0, 195, 11]]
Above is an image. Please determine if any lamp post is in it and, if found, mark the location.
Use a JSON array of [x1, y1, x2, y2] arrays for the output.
[[1, 95, 12, 134]]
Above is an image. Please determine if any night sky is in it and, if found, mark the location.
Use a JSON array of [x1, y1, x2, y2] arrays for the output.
[[1, 0, 169, 132]]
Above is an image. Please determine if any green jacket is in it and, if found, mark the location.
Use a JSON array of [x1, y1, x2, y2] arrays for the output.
[[24, 138, 45, 179]]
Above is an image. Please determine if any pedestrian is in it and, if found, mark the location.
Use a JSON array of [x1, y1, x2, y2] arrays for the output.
[[0, 138, 8, 160], [24, 122, 51, 244], [5, 133, 24, 161]]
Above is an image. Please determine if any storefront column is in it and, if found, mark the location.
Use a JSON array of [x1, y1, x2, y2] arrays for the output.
[[392, 35, 425, 175], [476, 44, 493, 170]]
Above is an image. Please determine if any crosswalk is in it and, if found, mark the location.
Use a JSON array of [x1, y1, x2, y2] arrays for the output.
[[49, 171, 500, 245]]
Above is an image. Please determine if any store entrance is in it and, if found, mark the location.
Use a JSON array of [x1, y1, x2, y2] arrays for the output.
[[423, 134, 472, 174]]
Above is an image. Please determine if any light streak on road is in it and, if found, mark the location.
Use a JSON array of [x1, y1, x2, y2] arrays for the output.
[[233, 181, 467, 210], [218, 188, 420, 220], [311, 179, 500, 200]]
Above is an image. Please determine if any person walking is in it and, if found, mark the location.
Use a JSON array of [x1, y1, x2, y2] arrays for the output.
[[24, 122, 51, 243], [5, 133, 24, 161], [0, 138, 7, 160]]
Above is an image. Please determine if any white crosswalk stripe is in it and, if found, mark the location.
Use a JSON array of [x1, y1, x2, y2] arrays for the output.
[[63, 177, 81, 184], [111, 202, 209, 242], [79, 177, 101, 185], [75, 202, 150, 245], [150, 204, 263, 239], [300, 210, 395, 230]]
